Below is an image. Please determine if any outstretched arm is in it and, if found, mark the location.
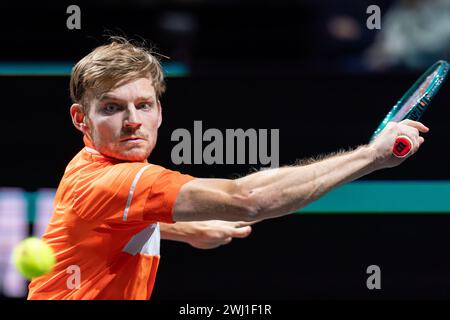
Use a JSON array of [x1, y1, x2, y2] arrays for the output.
[[173, 120, 428, 222]]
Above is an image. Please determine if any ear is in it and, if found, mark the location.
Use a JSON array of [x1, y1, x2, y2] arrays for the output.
[[157, 100, 163, 129], [70, 104, 89, 134]]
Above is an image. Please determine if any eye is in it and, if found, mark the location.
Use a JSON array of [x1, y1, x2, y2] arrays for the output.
[[137, 102, 154, 110], [102, 103, 121, 114]]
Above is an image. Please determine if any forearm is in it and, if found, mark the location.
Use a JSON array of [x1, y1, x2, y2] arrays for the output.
[[236, 145, 377, 219], [160, 222, 193, 243]]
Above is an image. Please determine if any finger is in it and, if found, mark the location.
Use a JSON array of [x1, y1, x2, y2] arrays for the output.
[[229, 226, 252, 238], [400, 120, 429, 133], [205, 238, 232, 249], [234, 220, 260, 227], [418, 136, 425, 146], [400, 126, 420, 149], [411, 136, 425, 154], [222, 237, 232, 244]]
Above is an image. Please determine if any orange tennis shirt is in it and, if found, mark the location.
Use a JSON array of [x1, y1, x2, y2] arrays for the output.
[[28, 140, 194, 300]]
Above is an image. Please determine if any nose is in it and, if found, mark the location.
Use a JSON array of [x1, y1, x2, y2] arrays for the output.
[[124, 105, 142, 129]]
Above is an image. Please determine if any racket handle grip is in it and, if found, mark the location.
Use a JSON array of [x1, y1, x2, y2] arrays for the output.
[[393, 136, 413, 158]]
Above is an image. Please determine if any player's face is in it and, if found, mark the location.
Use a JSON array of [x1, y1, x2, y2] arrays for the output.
[[85, 77, 162, 162]]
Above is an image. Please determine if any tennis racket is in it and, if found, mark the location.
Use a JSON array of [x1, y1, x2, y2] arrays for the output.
[[370, 60, 449, 157]]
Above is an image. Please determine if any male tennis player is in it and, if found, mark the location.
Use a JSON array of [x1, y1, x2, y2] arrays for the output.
[[28, 38, 429, 300]]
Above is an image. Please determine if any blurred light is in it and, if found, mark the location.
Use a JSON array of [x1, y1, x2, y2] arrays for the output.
[[327, 15, 362, 42], [0, 62, 190, 77], [366, 0, 450, 70], [33, 189, 56, 238], [0, 188, 28, 298]]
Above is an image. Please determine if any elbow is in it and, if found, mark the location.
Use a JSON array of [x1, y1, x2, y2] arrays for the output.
[[243, 198, 261, 221], [234, 195, 261, 221], [232, 182, 302, 221], [231, 185, 263, 221]]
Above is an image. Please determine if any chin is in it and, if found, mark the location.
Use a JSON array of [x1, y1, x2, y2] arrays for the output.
[[116, 151, 149, 162], [116, 146, 153, 162], [95, 141, 154, 162]]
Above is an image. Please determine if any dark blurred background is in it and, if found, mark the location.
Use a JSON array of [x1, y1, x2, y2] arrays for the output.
[[1, 0, 450, 300]]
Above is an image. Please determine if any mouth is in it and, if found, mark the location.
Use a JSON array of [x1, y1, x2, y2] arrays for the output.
[[120, 137, 146, 143]]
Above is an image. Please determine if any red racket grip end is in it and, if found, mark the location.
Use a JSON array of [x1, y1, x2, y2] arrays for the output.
[[393, 136, 413, 158]]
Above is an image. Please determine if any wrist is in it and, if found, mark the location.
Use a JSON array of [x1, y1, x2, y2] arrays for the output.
[[360, 144, 382, 172]]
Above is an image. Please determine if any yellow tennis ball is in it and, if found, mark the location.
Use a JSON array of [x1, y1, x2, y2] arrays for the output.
[[12, 237, 56, 280]]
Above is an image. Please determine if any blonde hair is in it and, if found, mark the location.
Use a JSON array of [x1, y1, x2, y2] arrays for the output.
[[70, 37, 166, 111]]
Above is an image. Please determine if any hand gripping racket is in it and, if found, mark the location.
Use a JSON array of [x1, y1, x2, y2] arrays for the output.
[[370, 60, 449, 157]]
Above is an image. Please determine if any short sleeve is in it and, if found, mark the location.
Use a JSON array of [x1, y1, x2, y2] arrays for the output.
[[142, 167, 195, 223], [72, 162, 194, 224]]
